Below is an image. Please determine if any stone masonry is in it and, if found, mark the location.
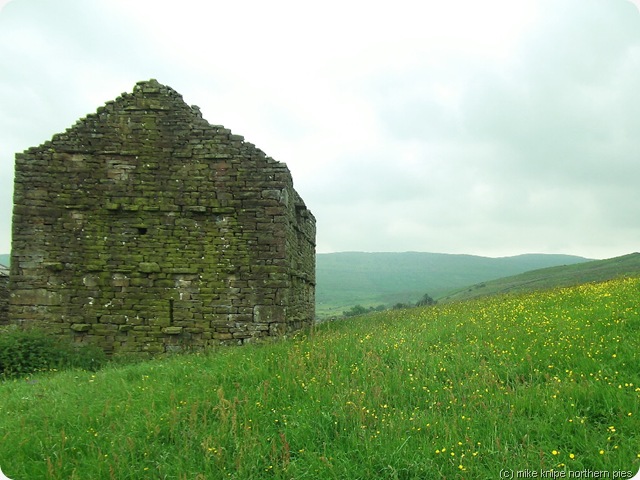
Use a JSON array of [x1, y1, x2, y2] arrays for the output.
[[10, 79, 315, 355], [0, 265, 8, 325]]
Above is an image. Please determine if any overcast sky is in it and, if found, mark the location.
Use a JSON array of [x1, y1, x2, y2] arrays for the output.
[[1, 0, 639, 259]]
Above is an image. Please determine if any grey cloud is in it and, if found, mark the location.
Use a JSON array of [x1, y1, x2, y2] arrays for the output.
[[366, 0, 640, 202], [1, 0, 638, 258]]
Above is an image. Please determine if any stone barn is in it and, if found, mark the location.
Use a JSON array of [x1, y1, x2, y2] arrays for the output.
[[10, 79, 315, 355], [0, 264, 8, 325]]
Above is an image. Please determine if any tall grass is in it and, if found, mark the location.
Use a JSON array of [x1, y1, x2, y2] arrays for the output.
[[0, 277, 638, 479]]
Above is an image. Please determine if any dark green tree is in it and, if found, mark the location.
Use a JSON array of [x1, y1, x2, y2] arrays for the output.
[[342, 305, 368, 317], [415, 293, 437, 307]]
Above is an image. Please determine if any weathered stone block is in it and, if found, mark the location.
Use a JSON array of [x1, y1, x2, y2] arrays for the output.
[[99, 314, 127, 325], [213, 332, 233, 340], [11, 289, 62, 306], [253, 305, 286, 324], [70, 323, 91, 332], [43, 262, 64, 272], [142, 344, 164, 353], [139, 262, 161, 273], [162, 326, 183, 335], [111, 274, 129, 287], [184, 205, 207, 213], [92, 324, 119, 334]]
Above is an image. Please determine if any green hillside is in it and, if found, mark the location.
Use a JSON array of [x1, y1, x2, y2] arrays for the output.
[[0, 254, 8, 266], [316, 251, 590, 317], [1, 277, 638, 478], [440, 252, 640, 303]]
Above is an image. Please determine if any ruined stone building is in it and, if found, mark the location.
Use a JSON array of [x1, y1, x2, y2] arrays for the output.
[[10, 79, 315, 355]]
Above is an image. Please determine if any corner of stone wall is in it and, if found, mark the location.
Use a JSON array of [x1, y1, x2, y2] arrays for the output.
[[0, 275, 8, 325]]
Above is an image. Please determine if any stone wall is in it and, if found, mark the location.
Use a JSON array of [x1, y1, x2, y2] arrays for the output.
[[10, 79, 315, 355], [0, 267, 8, 325]]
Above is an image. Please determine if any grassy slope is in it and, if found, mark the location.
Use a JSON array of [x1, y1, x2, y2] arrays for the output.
[[440, 252, 640, 303], [1, 277, 638, 479], [316, 252, 590, 316]]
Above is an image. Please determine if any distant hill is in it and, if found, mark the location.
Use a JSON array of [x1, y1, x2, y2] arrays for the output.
[[316, 252, 591, 317], [0, 254, 8, 267], [439, 252, 640, 303]]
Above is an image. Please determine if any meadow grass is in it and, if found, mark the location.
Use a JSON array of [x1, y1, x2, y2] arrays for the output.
[[0, 277, 638, 479]]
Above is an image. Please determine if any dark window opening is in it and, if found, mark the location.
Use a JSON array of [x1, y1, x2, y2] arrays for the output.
[[137, 227, 148, 235]]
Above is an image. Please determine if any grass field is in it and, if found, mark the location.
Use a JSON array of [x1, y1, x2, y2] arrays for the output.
[[441, 252, 640, 304], [0, 277, 639, 479]]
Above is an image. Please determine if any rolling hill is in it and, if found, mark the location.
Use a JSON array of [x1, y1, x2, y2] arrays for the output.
[[0, 254, 8, 266], [439, 251, 640, 303], [316, 251, 591, 316]]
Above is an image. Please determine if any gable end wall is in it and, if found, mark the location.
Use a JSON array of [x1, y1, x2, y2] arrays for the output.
[[9, 80, 315, 355]]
